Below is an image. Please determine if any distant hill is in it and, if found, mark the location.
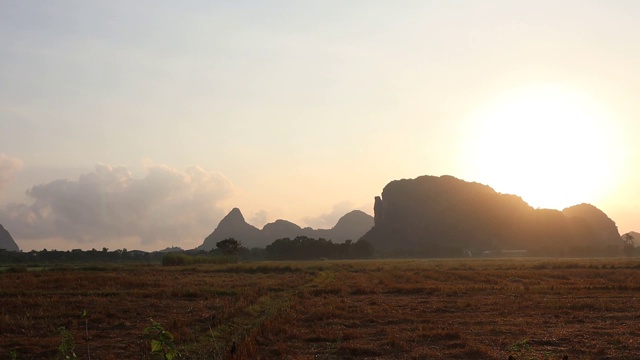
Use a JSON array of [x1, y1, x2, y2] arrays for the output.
[[197, 208, 374, 250], [361, 175, 621, 252], [156, 246, 184, 253], [562, 204, 621, 246], [0, 224, 20, 252]]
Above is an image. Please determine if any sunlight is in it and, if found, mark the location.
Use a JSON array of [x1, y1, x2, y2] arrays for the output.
[[460, 84, 624, 209]]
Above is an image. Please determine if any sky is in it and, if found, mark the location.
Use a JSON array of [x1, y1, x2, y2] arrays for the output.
[[1, 1, 640, 251]]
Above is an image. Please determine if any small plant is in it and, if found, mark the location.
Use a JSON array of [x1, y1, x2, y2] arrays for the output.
[[144, 320, 181, 360], [82, 310, 90, 360], [56, 326, 78, 360], [510, 338, 531, 352], [8, 350, 18, 360]]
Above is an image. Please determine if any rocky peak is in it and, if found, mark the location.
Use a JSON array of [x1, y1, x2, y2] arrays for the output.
[[197, 208, 262, 250], [222, 208, 246, 224]]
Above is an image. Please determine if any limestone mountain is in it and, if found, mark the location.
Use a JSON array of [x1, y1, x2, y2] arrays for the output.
[[316, 210, 375, 241], [197, 208, 374, 250], [262, 220, 307, 241], [0, 224, 20, 252], [199, 208, 262, 250], [562, 203, 621, 246], [362, 175, 621, 252]]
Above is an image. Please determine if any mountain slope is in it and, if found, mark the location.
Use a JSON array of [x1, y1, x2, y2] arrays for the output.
[[0, 224, 20, 252]]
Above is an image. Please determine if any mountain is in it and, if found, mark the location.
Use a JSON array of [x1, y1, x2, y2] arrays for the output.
[[316, 210, 376, 241], [361, 175, 621, 252], [262, 220, 306, 241], [562, 204, 621, 246], [0, 224, 20, 252], [199, 208, 262, 250], [197, 208, 374, 250], [156, 246, 184, 253]]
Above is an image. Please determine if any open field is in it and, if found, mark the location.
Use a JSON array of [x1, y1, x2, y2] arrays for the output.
[[2, 258, 640, 359]]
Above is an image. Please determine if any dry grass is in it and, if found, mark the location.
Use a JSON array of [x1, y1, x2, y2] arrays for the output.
[[2, 258, 640, 359]]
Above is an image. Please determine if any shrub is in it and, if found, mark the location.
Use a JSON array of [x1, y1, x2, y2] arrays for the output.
[[145, 320, 180, 360], [161, 253, 237, 266]]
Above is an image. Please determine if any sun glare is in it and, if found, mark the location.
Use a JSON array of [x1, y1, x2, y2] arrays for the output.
[[460, 84, 624, 210]]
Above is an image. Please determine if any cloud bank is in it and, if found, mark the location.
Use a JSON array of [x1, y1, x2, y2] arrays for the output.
[[0, 164, 234, 249], [0, 154, 23, 190]]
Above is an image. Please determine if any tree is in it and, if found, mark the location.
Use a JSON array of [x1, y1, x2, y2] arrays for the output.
[[264, 236, 374, 260], [353, 239, 374, 258], [623, 233, 635, 257], [216, 238, 242, 256]]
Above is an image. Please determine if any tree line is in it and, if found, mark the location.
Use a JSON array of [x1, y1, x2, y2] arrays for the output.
[[0, 236, 375, 265], [0, 247, 161, 264], [265, 236, 373, 260]]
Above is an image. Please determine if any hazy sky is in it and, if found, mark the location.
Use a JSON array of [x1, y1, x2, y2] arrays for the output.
[[2, 1, 640, 251]]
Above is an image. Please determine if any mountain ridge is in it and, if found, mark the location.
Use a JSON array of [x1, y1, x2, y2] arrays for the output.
[[197, 209, 374, 250]]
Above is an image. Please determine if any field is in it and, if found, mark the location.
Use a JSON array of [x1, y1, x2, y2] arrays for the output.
[[2, 258, 640, 359]]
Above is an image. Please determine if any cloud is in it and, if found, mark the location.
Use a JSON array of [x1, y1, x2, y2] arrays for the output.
[[249, 209, 269, 229], [0, 154, 23, 190], [303, 201, 358, 229], [0, 163, 234, 248]]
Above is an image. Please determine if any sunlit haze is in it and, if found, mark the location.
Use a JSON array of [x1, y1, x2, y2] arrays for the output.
[[1, 1, 639, 251], [461, 84, 625, 210]]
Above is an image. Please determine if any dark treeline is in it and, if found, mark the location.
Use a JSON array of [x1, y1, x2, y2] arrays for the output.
[[0, 247, 265, 266], [265, 236, 373, 260], [0, 248, 163, 265], [0, 236, 375, 265], [1, 239, 633, 266]]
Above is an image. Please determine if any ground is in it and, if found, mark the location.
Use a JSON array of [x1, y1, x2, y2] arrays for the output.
[[1, 258, 640, 359]]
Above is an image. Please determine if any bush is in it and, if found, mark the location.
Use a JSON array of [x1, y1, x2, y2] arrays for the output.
[[161, 253, 237, 266]]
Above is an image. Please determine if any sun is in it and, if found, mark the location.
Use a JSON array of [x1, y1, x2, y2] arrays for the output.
[[459, 84, 624, 210]]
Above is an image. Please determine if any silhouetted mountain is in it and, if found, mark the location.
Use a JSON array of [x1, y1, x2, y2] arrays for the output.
[[361, 175, 621, 253], [0, 224, 20, 252], [199, 208, 262, 250], [156, 246, 184, 253], [197, 209, 374, 250], [562, 204, 621, 246], [316, 210, 376, 241], [262, 220, 306, 241]]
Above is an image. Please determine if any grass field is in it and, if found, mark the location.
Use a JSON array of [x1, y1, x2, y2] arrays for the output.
[[2, 258, 640, 359]]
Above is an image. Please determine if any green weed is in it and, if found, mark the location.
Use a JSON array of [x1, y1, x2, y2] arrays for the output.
[[145, 320, 181, 360], [56, 326, 77, 360], [510, 338, 531, 352]]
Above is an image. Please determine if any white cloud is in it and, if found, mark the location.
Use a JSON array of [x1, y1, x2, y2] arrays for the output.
[[0, 154, 23, 190], [302, 201, 358, 229], [0, 163, 234, 249], [249, 209, 269, 229]]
